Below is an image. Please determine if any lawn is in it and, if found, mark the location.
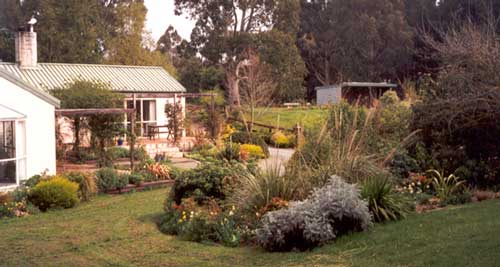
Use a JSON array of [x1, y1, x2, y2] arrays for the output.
[[1, 188, 500, 267], [244, 107, 328, 130]]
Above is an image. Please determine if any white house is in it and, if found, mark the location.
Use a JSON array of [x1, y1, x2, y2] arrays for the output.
[[0, 27, 187, 141], [0, 68, 60, 190]]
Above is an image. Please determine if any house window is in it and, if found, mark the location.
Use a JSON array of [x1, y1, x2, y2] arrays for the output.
[[0, 120, 26, 187], [125, 99, 157, 136]]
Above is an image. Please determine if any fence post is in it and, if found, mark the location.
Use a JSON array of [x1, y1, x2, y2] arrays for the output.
[[294, 123, 304, 150]]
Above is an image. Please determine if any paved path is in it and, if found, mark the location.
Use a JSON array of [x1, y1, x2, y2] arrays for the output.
[[258, 147, 295, 172], [169, 157, 200, 169]]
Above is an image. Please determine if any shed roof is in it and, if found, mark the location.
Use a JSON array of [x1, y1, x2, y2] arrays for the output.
[[342, 82, 398, 88], [0, 62, 186, 93], [0, 68, 60, 107], [316, 82, 398, 90]]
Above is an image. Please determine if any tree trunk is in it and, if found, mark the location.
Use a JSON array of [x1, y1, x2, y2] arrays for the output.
[[226, 70, 241, 108]]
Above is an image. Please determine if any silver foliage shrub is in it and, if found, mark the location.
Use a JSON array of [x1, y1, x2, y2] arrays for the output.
[[256, 175, 373, 251]]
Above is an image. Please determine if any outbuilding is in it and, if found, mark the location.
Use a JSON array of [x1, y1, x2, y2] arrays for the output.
[[0, 68, 60, 190], [316, 82, 400, 106]]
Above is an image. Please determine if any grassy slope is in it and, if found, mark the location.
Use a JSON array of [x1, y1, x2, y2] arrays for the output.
[[245, 108, 328, 130], [1, 188, 499, 267]]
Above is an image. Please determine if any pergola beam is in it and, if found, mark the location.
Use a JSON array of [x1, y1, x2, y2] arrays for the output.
[[55, 108, 135, 116], [122, 92, 216, 98]]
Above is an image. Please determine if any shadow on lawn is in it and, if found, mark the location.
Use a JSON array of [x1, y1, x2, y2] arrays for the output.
[[138, 212, 165, 226]]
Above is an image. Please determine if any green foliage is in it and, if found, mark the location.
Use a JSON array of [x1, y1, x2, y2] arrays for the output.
[[64, 172, 97, 201], [427, 169, 466, 202], [127, 173, 144, 186], [165, 101, 184, 144], [218, 143, 241, 162], [361, 176, 413, 222], [255, 30, 307, 101], [159, 204, 241, 247], [28, 176, 80, 212], [229, 131, 269, 157], [299, 0, 413, 85], [228, 164, 298, 217], [412, 21, 500, 187], [389, 151, 419, 179], [107, 147, 130, 161], [96, 168, 119, 192], [170, 163, 234, 204], [23, 174, 46, 188], [52, 80, 125, 166], [0, 190, 39, 218], [116, 174, 129, 190], [256, 176, 372, 252]]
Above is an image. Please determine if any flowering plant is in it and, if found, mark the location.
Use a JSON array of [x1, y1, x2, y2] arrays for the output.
[[399, 172, 432, 195]]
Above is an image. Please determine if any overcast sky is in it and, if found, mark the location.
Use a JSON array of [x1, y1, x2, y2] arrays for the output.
[[144, 0, 195, 41]]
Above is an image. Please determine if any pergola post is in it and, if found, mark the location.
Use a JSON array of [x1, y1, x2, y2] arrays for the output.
[[130, 93, 136, 170]]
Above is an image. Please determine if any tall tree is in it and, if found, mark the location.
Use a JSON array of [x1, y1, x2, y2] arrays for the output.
[[0, 0, 111, 63], [299, 0, 414, 87], [174, 0, 305, 106]]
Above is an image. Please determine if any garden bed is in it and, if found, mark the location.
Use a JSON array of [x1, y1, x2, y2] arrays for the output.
[[105, 180, 174, 194]]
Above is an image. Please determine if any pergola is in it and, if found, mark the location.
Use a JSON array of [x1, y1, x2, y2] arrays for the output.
[[54, 92, 216, 169], [55, 108, 137, 169]]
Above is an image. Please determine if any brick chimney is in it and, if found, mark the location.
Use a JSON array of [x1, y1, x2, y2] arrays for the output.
[[15, 27, 38, 68]]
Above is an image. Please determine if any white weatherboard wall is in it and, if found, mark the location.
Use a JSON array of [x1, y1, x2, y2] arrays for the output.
[[0, 76, 57, 179]]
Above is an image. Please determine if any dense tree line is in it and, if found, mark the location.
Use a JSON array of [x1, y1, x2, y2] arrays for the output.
[[1, 0, 499, 104], [0, 0, 175, 74]]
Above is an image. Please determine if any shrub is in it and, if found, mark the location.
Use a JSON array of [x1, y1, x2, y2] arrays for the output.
[[389, 151, 419, 179], [64, 172, 97, 201], [361, 176, 413, 222], [240, 144, 265, 159], [96, 168, 119, 192], [116, 174, 129, 190], [159, 198, 241, 246], [23, 174, 46, 188], [271, 131, 294, 148], [28, 176, 79, 211], [128, 173, 144, 186], [171, 163, 232, 204], [256, 176, 372, 251], [218, 143, 241, 162], [230, 131, 269, 156], [228, 164, 299, 218], [107, 147, 130, 160], [427, 169, 465, 202]]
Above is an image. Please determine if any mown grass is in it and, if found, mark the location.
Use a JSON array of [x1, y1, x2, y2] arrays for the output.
[[1, 188, 499, 267], [244, 107, 328, 130]]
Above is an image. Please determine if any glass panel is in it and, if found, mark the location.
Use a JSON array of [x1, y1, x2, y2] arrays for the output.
[[125, 100, 141, 123], [142, 100, 156, 121], [0, 121, 15, 159], [0, 160, 16, 185]]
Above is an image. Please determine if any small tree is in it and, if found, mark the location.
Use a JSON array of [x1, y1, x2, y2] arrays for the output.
[[52, 80, 125, 166], [238, 50, 276, 133], [165, 100, 184, 144]]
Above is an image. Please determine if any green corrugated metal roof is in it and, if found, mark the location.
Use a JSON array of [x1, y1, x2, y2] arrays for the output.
[[0, 62, 186, 93], [0, 67, 60, 107]]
